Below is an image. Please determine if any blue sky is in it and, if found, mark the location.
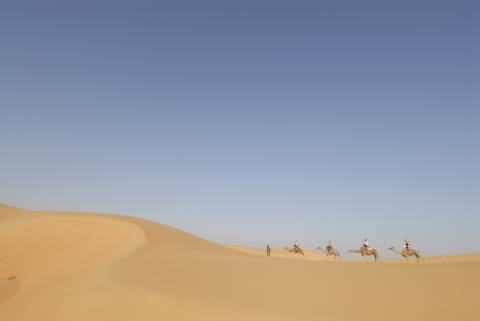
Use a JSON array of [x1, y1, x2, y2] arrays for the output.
[[1, 0, 479, 256]]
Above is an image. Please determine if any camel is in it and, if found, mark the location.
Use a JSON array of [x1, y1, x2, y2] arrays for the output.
[[316, 246, 340, 261], [348, 247, 381, 263], [389, 247, 425, 264], [283, 246, 305, 257]]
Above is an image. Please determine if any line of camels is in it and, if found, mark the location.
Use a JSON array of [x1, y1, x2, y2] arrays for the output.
[[283, 243, 425, 263]]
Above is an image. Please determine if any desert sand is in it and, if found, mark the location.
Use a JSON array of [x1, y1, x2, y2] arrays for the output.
[[1, 204, 479, 321]]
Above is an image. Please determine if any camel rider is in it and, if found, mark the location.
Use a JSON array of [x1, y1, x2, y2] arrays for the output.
[[327, 240, 333, 251], [363, 239, 371, 250], [293, 240, 300, 250], [403, 240, 411, 253]]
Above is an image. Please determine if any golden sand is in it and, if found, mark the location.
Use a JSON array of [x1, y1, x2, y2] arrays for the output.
[[1, 204, 479, 321]]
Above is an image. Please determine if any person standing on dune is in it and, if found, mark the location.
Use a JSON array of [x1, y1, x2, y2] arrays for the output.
[[267, 244, 271, 256]]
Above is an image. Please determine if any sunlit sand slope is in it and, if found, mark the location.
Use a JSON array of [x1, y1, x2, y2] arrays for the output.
[[0, 204, 479, 321]]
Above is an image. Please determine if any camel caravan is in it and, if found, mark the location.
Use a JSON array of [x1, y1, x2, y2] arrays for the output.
[[276, 239, 425, 263]]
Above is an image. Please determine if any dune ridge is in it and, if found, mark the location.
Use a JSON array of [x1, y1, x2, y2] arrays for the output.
[[1, 204, 479, 321]]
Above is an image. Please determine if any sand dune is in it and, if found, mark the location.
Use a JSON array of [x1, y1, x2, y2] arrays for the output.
[[0, 277, 18, 304], [0, 204, 479, 321]]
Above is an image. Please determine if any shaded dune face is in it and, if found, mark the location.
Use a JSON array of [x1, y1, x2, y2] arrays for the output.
[[0, 211, 147, 290], [1, 204, 479, 321], [0, 205, 147, 320]]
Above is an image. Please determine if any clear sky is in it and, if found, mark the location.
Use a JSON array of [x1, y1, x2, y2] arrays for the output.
[[1, 0, 479, 257]]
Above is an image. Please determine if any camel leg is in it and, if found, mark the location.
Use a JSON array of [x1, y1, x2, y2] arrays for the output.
[[417, 255, 426, 264]]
